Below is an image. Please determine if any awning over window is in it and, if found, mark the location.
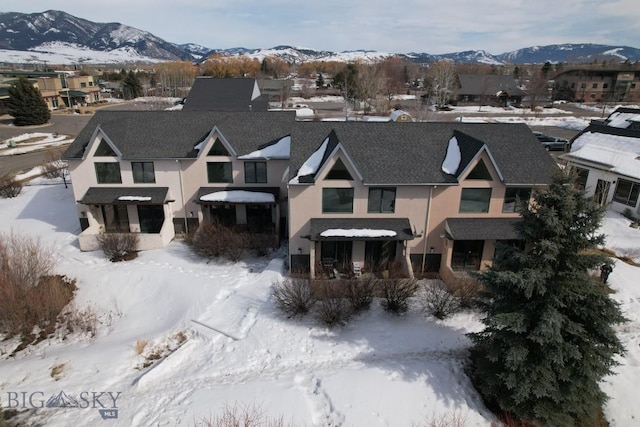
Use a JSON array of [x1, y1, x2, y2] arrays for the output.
[[196, 187, 279, 204], [445, 217, 522, 240], [309, 218, 415, 241], [60, 90, 88, 97], [79, 187, 171, 205]]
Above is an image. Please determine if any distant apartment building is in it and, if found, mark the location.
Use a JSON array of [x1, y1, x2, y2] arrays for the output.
[[553, 69, 640, 103]]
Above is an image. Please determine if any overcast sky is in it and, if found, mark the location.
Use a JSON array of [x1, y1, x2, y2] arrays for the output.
[[2, 0, 639, 54]]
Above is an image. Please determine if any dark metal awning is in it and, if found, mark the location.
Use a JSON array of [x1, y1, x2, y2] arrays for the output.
[[79, 187, 171, 205], [309, 218, 415, 241], [445, 217, 522, 241], [195, 187, 279, 204], [61, 90, 88, 97]]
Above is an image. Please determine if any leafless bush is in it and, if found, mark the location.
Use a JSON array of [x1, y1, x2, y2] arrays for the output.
[[418, 281, 460, 320], [62, 305, 98, 337], [380, 278, 419, 314], [0, 175, 22, 198], [271, 278, 314, 317], [444, 276, 482, 308], [344, 277, 376, 311], [315, 298, 351, 327], [418, 410, 467, 427], [187, 221, 245, 261], [96, 232, 139, 262], [201, 402, 290, 427], [244, 233, 277, 257], [0, 231, 56, 289]]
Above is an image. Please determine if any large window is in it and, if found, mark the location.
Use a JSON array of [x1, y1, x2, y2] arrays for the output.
[[132, 162, 155, 183], [95, 162, 122, 183], [244, 162, 267, 184], [460, 188, 492, 213], [502, 187, 532, 213], [368, 187, 396, 213], [207, 162, 233, 183], [573, 167, 589, 190], [137, 205, 164, 233], [322, 188, 354, 213], [613, 179, 640, 207], [102, 205, 129, 232]]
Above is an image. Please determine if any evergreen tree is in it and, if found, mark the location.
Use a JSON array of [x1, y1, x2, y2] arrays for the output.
[[316, 71, 325, 89], [469, 171, 626, 426], [7, 76, 51, 126], [122, 71, 143, 100]]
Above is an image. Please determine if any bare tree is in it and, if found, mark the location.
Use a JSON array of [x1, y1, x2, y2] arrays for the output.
[[426, 61, 457, 108]]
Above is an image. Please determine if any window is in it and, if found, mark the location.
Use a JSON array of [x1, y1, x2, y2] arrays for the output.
[[632, 83, 637, 89], [132, 162, 155, 183], [613, 179, 640, 207], [322, 188, 354, 213], [581, 83, 587, 89], [207, 138, 230, 156], [603, 83, 609, 89], [573, 167, 589, 190], [137, 205, 164, 233], [80, 82, 87, 88], [502, 187, 532, 213], [592, 83, 598, 89], [94, 140, 117, 156], [460, 188, 492, 213], [466, 159, 493, 180], [102, 205, 129, 233], [244, 161, 267, 183], [95, 162, 122, 183], [570, 83, 576, 89], [368, 187, 396, 213], [325, 158, 353, 180], [207, 162, 232, 183]]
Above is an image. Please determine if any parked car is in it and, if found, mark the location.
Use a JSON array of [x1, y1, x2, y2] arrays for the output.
[[533, 132, 569, 151]]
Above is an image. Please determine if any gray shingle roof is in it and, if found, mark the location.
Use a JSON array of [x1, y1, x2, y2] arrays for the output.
[[289, 122, 558, 185], [445, 217, 522, 240], [309, 218, 415, 241], [79, 187, 170, 204], [457, 74, 524, 96], [62, 110, 295, 160], [182, 78, 268, 112]]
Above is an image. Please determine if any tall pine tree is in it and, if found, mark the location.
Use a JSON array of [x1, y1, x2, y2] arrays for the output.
[[469, 171, 626, 426], [122, 71, 143, 100], [7, 76, 51, 126]]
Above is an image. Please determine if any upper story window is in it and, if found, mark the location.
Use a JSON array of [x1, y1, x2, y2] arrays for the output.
[[80, 82, 87, 88], [368, 187, 396, 213], [322, 188, 354, 213], [207, 162, 233, 183], [603, 83, 609, 89], [581, 83, 587, 89], [94, 140, 117, 157], [613, 179, 640, 207], [460, 188, 491, 213], [592, 83, 598, 89], [132, 162, 155, 183], [502, 187, 532, 213], [208, 138, 230, 156], [245, 161, 267, 184], [95, 162, 122, 184], [466, 159, 493, 180], [325, 158, 353, 180]]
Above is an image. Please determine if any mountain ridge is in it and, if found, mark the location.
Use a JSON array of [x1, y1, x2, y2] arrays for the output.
[[1, 10, 639, 65]]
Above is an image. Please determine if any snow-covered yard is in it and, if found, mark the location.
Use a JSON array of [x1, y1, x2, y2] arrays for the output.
[[0, 180, 639, 426]]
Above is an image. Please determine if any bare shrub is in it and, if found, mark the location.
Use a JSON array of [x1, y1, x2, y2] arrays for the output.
[[245, 233, 277, 257], [315, 298, 351, 327], [444, 276, 482, 308], [419, 410, 467, 427], [96, 232, 139, 262], [201, 402, 289, 427], [271, 278, 314, 317], [187, 221, 245, 262], [0, 175, 22, 198], [380, 278, 419, 314], [50, 362, 66, 381], [344, 277, 376, 311], [418, 281, 460, 320], [62, 305, 98, 337], [0, 231, 56, 289]]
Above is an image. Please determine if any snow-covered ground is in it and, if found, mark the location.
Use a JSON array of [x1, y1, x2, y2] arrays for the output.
[[0, 179, 638, 426]]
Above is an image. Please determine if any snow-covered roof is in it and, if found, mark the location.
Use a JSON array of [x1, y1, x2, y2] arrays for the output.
[[567, 131, 640, 180], [237, 135, 291, 160], [290, 135, 330, 184], [118, 196, 152, 202], [319, 229, 397, 238], [441, 136, 461, 175], [199, 190, 275, 203], [607, 111, 640, 129]]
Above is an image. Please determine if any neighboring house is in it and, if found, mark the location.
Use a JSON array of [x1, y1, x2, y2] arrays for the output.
[[560, 107, 640, 216], [182, 77, 269, 112], [0, 70, 102, 110], [257, 79, 294, 104], [455, 74, 524, 107], [63, 111, 558, 281], [287, 122, 557, 281], [62, 111, 295, 251], [553, 68, 640, 103], [389, 109, 412, 122]]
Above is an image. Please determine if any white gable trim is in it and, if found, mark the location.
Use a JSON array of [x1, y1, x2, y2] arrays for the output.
[[314, 143, 364, 182], [196, 126, 237, 158], [251, 80, 261, 101], [457, 145, 504, 182], [84, 126, 122, 160]]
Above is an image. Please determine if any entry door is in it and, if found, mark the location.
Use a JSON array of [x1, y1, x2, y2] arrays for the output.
[[102, 205, 129, 233], [595, 180, 611, 206]]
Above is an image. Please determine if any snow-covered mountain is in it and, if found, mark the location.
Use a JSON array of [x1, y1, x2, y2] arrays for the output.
[[0, 10, 639, 65]]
